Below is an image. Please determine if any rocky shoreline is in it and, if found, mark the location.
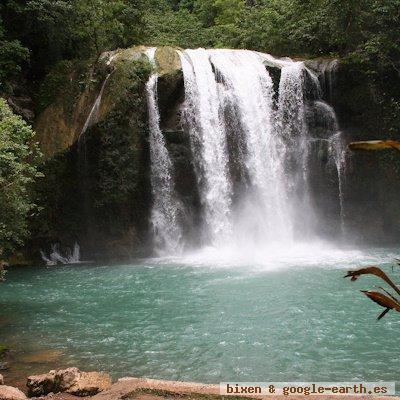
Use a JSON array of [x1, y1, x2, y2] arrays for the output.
[[0, 368, 399, 400]]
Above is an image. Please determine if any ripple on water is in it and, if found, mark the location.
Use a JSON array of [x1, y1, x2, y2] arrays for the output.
[[1, 247, 400, 386]]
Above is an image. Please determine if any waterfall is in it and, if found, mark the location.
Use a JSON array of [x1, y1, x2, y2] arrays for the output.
[[179, 50, 233, 245], [41, 243, 81, 266], [277, 62, 317, 237], [79, 73, 111, 139], [307, 77, 347, 236], [146, 48, 183, 254], [321, 59, 339, 102], [149, 48, 346, 257], [328, 132, 347, 235], [208, 50, 292, 244]]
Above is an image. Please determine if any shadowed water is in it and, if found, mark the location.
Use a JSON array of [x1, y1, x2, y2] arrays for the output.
[[1, 248, 399, 386]]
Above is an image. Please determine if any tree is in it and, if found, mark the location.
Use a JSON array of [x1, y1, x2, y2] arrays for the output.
[[0, 16, 29, 93], [73, 0, 145, 57], [0, 98, 42, 258], [0, 0, 145, 80], [145, 7, 212, 48]]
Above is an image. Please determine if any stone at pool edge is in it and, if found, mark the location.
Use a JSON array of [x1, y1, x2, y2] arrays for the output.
[[0, 385, 27, 400], [27, 368, 111, 397], [0, 362, 9, 371]]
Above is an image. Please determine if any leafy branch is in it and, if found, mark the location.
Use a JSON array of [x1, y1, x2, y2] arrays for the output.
[[344, 265, 400, 320]]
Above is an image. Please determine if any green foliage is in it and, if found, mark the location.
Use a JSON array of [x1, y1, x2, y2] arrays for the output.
[[36, 59, 95, 114], [0, 16, 29, 93], [145, 8, 213, 48], [73, 0, 144, 56], [0, 98, 42, 257], [0, 39, 29, 91], [0, 0, 145, 83]]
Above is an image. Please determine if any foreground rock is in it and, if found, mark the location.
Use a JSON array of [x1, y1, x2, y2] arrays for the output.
[[89, 377, 400, 400], [0, 385, 27, 400], [27, 368, 111, 397]]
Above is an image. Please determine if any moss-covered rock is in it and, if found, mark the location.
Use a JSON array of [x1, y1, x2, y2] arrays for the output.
[[33, 47, 152, 159], [34, 59, 108, 158], [155, 46, 181, 75]]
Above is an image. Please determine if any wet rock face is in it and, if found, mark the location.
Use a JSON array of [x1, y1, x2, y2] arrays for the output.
[[345, 149, 400, 244], [27, 368, 111, 397], [303, 58, 400, 244], [31, 47, 153, 261], [0, 385, 27, 400]]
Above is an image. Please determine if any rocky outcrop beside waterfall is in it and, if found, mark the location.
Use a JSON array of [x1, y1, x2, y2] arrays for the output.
[[306, 58, 400, 243]]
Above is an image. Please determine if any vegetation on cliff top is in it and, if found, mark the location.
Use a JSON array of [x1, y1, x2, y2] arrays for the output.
[[1, 0, 399, 89], [1, 0, 399, 137]]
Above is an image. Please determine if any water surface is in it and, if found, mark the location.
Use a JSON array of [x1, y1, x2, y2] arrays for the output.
[[1, 245, 399, 386]]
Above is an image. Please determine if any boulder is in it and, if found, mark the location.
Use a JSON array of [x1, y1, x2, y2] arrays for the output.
[[57, 368, 111, 396], [27, 371, 56, 397], [154, 46, 181, 76], [27, 368, 111, 397], [0, 385, 27, 400]]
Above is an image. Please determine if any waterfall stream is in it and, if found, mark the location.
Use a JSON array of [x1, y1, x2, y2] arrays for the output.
[[208, 50, 292, 244], [308, 76, 347, 237], [41, 243, 81, 266], [146, 48, 183, 254], [79, 73, 111, 139], [179, 50, 233, 245], [277, 62, 317, 238]]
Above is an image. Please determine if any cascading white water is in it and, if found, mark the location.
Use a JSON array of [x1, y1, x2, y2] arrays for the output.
[[321, 59, 339, 102], [79, 73, 111, 139], [149, 48, 346, 259], [276, 62, 318, 237], [319, 101, 347, 236], [41, 243, 81, 266], [208, 50, 292, 244], [179, 50, 233, 245], [329, 131, 347, 234], [146, 48, 183, 254]]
